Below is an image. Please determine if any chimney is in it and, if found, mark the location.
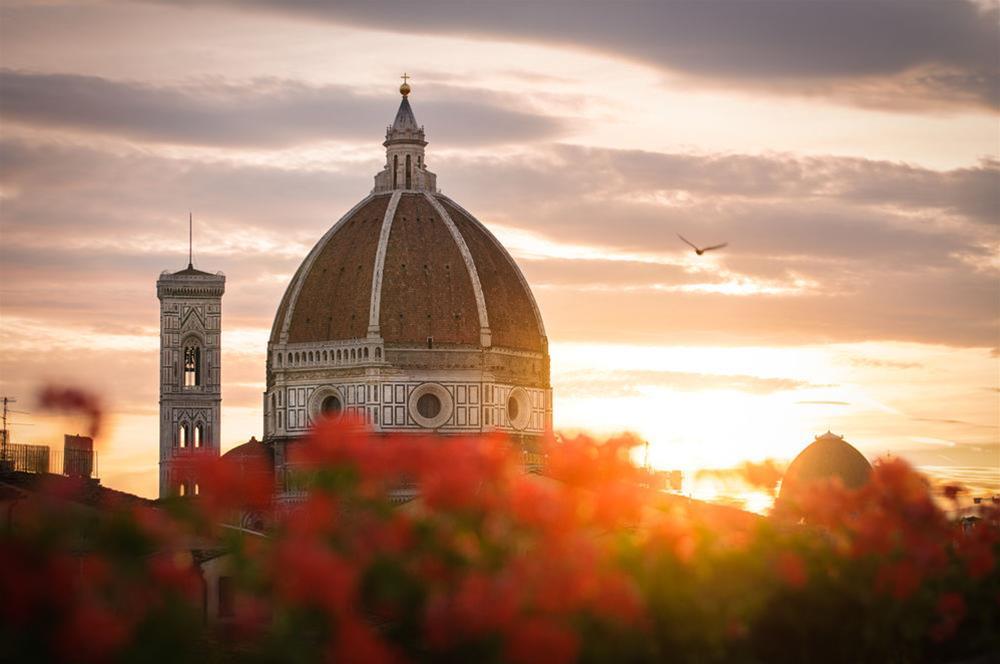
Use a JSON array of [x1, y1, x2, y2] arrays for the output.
[[63, 434, 94, 478]]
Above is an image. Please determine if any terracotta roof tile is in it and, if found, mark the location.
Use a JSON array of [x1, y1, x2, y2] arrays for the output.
[[284, 196, 388, 344], [439, 198, 545, 352], [271, 192, 546, 353], [380, 194, 480, 346]]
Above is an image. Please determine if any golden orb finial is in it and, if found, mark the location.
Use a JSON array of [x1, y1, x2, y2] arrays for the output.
[[400, 72, 411, 96]]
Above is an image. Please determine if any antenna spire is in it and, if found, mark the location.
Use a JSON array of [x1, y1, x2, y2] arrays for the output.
[[188, 212, 193, 269]]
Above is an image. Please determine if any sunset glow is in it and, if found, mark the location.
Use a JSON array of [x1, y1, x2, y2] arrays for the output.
[[0, 0, 996, 505]]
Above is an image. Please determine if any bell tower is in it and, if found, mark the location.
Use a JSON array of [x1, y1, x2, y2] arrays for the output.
[[156, 216, 225, 498]]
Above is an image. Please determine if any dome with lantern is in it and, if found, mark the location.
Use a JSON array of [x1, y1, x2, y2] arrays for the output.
[[262, 80, 551, 496], [779, 431, 872, 502]]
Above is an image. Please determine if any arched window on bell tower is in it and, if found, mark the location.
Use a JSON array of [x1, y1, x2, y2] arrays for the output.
[[178, 422, 189, 448], [184, 344, 201, 387], [193, 423, 204, 448]]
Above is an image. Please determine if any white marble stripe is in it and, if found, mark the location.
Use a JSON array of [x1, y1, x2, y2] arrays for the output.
[[277, 193, 377, 344], [436, 195, 548, 342], [367, 190, 402, 337], [423, 192, 492, 347]]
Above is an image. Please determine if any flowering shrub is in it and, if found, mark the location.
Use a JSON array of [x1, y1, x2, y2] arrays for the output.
[[1, 401, 997, 663]]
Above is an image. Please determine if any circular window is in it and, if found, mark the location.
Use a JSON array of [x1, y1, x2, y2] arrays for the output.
[[507, 395, 519, 421], [507, 387, 531, 430], [417, 393, 441, 418], [308, 385, 345, 424], [408, 382, 453, 429], [321, 395, 342, 414]]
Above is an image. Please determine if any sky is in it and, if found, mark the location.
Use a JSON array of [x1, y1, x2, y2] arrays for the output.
[[0, 0, 997, 503]]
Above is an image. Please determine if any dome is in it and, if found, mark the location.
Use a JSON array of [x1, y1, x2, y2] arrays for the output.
[[269, 191, 546, 352], [221, 436, 274, 470], [262, 81, 552, 462], [779, 431, 871, 500]]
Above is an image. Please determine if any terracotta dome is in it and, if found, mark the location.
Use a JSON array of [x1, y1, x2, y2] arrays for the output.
[[779, 431, 871, 500], [269, 82, 545, 355], [222, 436, 274, 470], [262, 83, 552, 467], [269, 192, 545, 353]]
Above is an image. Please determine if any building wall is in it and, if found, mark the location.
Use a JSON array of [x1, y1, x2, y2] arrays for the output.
[[263, 344, 551, 438], [263, 342, 552, 502]]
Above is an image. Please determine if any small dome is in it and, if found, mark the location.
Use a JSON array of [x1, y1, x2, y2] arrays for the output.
[[222, 436, 274, 470], [779, 431, 871, 500]]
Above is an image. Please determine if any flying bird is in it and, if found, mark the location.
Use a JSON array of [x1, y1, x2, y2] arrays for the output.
[[677, 234, 728, 256]]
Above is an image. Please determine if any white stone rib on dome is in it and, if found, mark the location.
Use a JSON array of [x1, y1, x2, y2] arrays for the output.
[[367, 190, 402, 337], [423, 192, 492, 346], [275, 193, 375, 345], [437, 194, 548, 341]]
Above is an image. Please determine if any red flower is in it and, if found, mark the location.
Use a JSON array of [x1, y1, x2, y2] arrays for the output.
[[37, 386, 103, 439], [942, 485, 963, 501], [875, 560, 922, 600], [56, 603, 129, 663], [929, 592, 966, 642], [326, 614, 401, 664], [273, 540, 356, 615], [193, 451, 275, 518], [964, 547, 995, 580], [775, 551, 808, 589], [506, 618, 579, 664], [740, 459, 784, 495]]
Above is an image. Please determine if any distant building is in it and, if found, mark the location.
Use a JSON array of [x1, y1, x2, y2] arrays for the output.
[[0, 470, 151, 530], [778, 431, 872, 503], [63, 434, 94, 478]]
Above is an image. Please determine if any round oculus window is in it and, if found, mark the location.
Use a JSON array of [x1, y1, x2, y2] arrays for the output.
[[507, 387, 531, 430], [507, 395, 519, 421], [321, 395, 342, 414], [417, 393, 441, 418], [408, 382, 454, 428]]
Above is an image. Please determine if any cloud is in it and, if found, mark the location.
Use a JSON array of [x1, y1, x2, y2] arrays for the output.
[[518, 257, 692, 288], [849, 358, 922, 370], [444, 147, 997, 350], [535, 274, 997, 348], [0, 69, 564, 148], [182, 0, 1000, 111], [0, 322, 266, 416], [2, 137, 996, 348], [439, 146, 997, 285], [556, 369, 813, 398], [447, 145, 1000, 230], [911, 417, 997, 430], [0, 137, 369, 232]]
